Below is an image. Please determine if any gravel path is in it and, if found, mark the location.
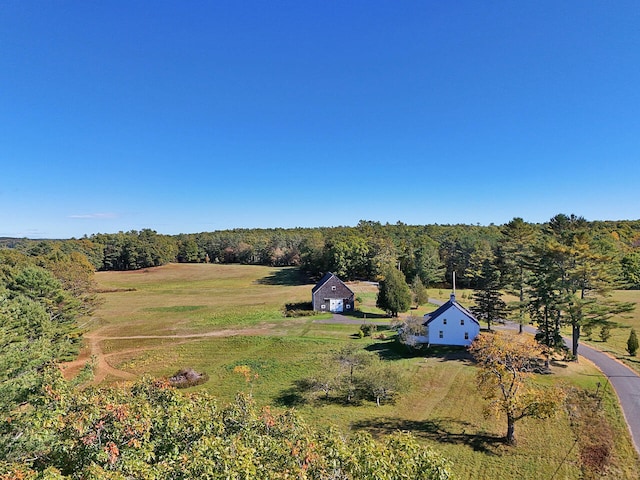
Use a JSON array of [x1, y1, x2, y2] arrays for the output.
[[313, 298, 446, 325], [313, 314, 391, 325]]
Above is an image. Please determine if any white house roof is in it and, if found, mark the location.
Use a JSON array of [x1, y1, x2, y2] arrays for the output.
[[423, 293, 480, 326]]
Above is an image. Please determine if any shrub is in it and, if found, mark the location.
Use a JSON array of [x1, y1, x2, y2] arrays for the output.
[[599, 324, 613, 342], [283, 302, 318, 317], [359, 323, 378, 337]]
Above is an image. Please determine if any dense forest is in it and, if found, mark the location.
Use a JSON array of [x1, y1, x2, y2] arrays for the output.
[[3, 216, 640, 289]]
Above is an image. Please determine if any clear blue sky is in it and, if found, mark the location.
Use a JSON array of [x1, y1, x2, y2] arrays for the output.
[[1, 1, 639, 239]]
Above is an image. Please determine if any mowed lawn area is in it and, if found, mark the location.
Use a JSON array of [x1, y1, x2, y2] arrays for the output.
[[93, 263, 318, 336], [81, 263, 640, 479], [579, 289, 640, 374]]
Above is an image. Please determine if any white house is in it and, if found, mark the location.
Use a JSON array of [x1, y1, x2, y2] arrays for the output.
[[421, 293, 480, 347]]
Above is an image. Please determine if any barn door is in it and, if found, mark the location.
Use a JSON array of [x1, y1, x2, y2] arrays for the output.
[[329, 299, 344, 313]]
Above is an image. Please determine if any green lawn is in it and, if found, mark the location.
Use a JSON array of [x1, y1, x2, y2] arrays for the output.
[[85, 264, 640, 479], [578, 290, 640, 373]]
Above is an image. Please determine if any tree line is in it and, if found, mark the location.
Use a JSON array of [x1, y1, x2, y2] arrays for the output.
[[374, 215, 636, 370], [5, 216, 640, 290]]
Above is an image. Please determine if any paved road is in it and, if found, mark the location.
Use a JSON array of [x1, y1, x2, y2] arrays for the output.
[[313, 314, 391, 325], [578, 342, 640, 453], [512, 322, 640, 455], [314, 298, 446, 326]]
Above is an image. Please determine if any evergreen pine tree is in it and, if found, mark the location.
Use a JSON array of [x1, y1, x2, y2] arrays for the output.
[[376, 267, 411, 317], [411, 276, 429, 307], [627, 329, 639, 356], [470, 259, 508, 331]]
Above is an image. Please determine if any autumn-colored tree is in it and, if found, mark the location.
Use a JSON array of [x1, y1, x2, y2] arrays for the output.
[[1, 372, 452, 479], [469, 332, 564, 445]]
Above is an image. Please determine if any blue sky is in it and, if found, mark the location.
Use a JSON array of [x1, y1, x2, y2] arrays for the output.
[[1, 1, 639, 239]]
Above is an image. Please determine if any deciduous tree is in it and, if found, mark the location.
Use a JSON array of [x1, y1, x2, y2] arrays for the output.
[[1, 374, 453, 479], [358, 358, 407, 407], [469, 332, 564, 445], [335, 344, 371, 402]]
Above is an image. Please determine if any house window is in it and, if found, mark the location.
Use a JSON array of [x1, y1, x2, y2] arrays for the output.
[[464, 332, 469, 340], [331, 286, 337, 291], [439, 331, 444, 339], [460, 319, 465, 325], [443, 318, 447, 325]]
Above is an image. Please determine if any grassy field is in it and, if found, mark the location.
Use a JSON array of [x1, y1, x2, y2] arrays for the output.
[[578, 289, 640, 373], [80, 263, 640, 479]]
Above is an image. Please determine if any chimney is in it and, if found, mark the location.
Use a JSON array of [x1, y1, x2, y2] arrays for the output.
[[451, 271, 457, 302]]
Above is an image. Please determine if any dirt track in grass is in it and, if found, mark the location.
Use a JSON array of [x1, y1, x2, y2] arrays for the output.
[[61, 325, 276, 383]]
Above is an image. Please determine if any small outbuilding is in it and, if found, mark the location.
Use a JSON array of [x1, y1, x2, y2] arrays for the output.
[[311, 272, 355, 313], [422, 293, 480, 346]]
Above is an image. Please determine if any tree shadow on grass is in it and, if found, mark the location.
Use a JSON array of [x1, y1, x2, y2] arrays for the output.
[[255, 268, 313, 286], [365, 341, 474, 364], [424, 346, 475, 364], [348, 310, 391, 320], [550, 359, 569, 368], [274, 380, 365, 409], [617, 355, 640, 367], [365, 340, 428, 360], [352, 417, 505, 455], [274, 386, 309, 407]]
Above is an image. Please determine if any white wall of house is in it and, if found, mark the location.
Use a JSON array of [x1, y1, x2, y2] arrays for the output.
[[426, 305, 480, 346]]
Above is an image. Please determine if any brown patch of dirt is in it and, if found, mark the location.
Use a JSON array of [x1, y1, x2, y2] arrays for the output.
[[60, 325, 276, 384]]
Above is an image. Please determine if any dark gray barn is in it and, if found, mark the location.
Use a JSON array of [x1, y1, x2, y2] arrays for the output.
[[311, 272, 355, 313]]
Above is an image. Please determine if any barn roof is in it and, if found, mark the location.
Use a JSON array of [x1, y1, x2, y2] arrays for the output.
[[311, 272, 353, 294]]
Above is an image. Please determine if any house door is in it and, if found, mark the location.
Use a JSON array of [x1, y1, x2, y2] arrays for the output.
[[329, 299, 344, 313]]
